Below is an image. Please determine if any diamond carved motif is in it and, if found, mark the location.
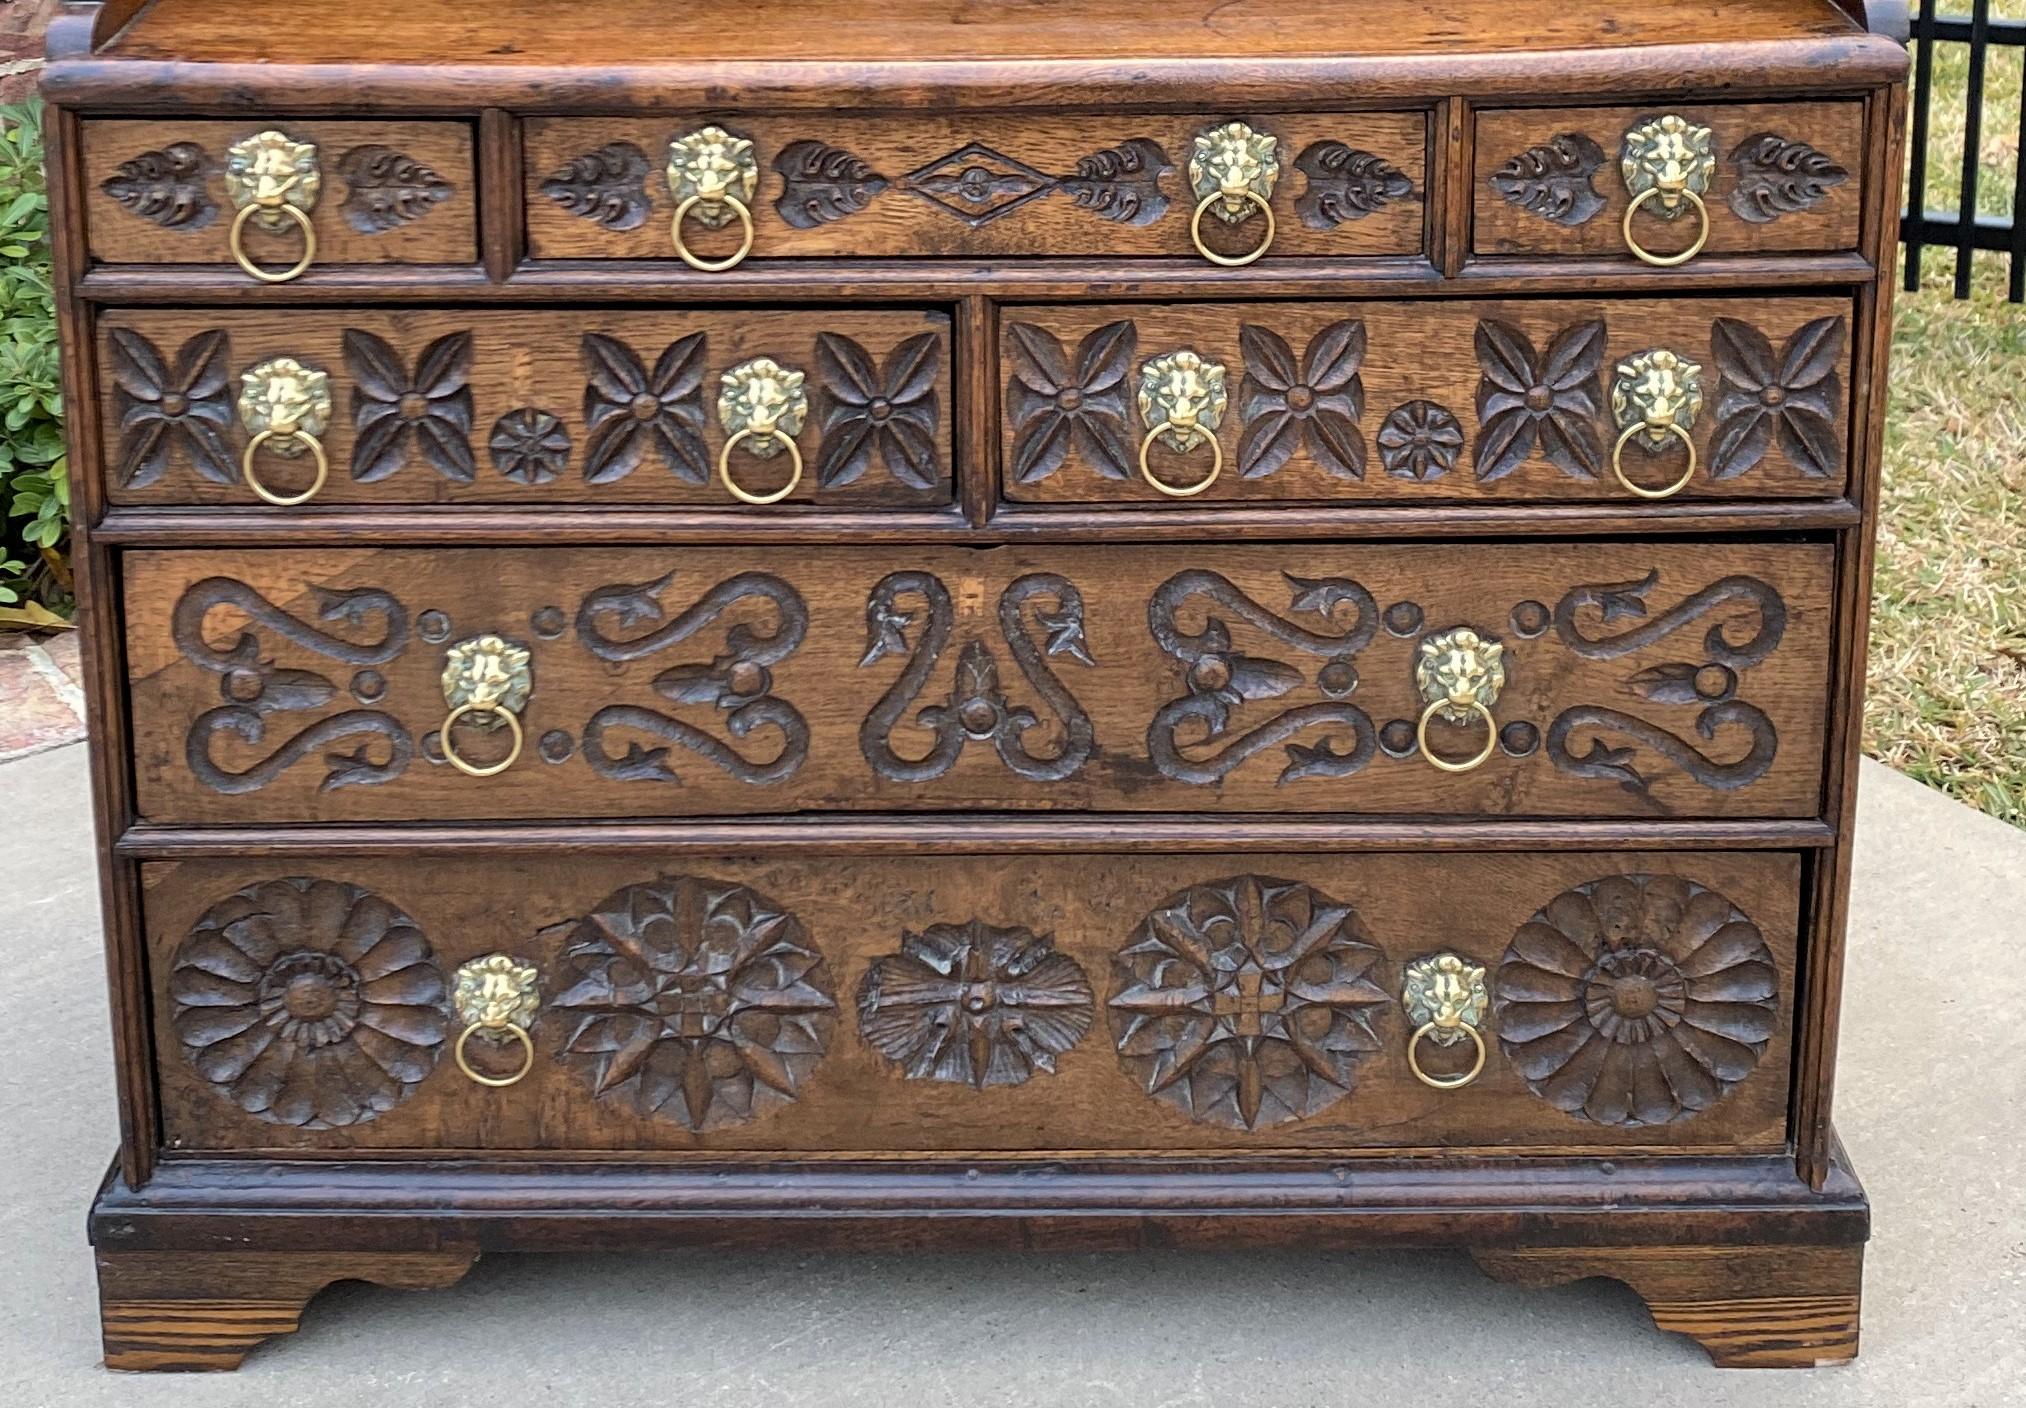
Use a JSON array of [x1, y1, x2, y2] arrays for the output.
[[901, 143, 1055, 227]]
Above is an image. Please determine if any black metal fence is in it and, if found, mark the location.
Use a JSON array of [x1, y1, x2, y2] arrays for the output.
[[1903, 0, 2026, 300]]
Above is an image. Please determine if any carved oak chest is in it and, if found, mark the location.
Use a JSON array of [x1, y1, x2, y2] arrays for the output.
[[46, 0, 1908, 1370]]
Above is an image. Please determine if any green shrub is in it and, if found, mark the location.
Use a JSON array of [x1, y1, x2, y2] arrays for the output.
[[0, 100, 69, 617]]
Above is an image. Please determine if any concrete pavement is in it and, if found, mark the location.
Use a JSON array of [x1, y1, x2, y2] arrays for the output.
[[3, 741, 2022, 1406]]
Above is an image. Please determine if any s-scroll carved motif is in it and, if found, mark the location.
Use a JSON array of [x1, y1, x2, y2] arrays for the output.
[[1107, 874, 1390, 1132], [550, 875, 837, 1132], [1147, 570, 1378, 786], [1547, 570, 1787, 806], [576, 570, 809, 786], [171, 576, 412, 795], [859, 572, 1096, 783], [858, 920, 1094, 1088]]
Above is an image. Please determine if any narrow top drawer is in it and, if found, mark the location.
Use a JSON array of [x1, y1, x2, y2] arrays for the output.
[[1473, 102, 1864, 266], [83, 120, 478, 277], [525, 112, 1428, 269]]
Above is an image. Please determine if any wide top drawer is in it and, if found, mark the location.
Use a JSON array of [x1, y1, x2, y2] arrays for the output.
[[82, 120, 478, 277], [524, 112, 1428, 269]]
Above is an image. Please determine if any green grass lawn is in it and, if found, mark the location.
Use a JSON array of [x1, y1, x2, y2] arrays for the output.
[[1869, 12, 2026, 825]]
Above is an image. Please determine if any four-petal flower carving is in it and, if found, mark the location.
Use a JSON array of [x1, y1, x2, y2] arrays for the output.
[[344, 329, 477, 483], [1708, 315, 1845, 480], [1472, 317, 1607, 481], [581, 331, 710, 484], [813, 330, 943, 489], [109, 328, 235, 487], [1237, 320, 1368, 480], [550, 876, 837, 1132], [1004, 319, 1137, 482]]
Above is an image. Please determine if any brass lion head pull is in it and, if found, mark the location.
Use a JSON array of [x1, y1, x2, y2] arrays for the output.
[[717, 356, 809, 505], [667, 125, 760, 272], [1135, 350, 1229, 497], [1619, 115, 1715, 267], [439, 634, 533, 778], [1415, 627, 1506, 774], [1402, 953, 1490, 1090], [1611, 349, 1704, 499], [452, 954, 540, 1088], [237, 357, 332, 506], [1187, 121, 1279, 267], [224, 130, 320, 283]]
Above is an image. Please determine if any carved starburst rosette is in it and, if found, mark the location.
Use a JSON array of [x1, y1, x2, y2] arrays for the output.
[[1107, 875, 1390, 1131], [168, 877, 450, 1129], [549, 876, 837, 1132], [1493, 873, 1779, 1127]]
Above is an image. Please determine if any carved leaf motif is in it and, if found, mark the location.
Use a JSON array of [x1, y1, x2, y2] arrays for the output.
[[344, 329, 477, 482], [110, 328, 235, 487], [813, 330, 943, 488], [337, 145, 454, 233], [580, 332, 709, 484], [1293, 141, 1415, 229], [1473, 318, 1605, 481], [540, 142, 653, 231], [1708, 315, 1845, 480], [1493, 874, 1778, 1126], [549, 876, 836, 1132], [1107, 875, 1390, 1131], [1727, 134, 1850, 224], [1488, 133, 1607, 227], [170, 877, 448, 1128], [1237, 320, 1367, 480], [1058, 138, 1173, 226], [101, 142, 216, 230], [773, 140, 891, 228], [1005, 320, 1136, 483]]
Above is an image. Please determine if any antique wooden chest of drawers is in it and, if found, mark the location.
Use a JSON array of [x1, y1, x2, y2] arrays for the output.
[[46, 0, 1908, 1371]]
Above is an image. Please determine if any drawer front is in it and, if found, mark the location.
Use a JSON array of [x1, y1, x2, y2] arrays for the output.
[[1001, 296, 1852, 503], [98, 308, 953, 507], [524, 112, 1428, 264], [83, 120, 478, 271], [125, 541, 1830, 823], [1473, 103, 1864, 263], [145, 850, 1798, 1155]]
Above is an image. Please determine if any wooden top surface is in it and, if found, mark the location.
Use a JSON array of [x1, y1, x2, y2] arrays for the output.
[[100, 0, 1861, 66]]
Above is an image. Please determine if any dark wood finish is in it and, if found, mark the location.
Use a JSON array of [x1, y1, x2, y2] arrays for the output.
[[1473, 102, 1865, 259], [1474, 1243, 1862, 1368], [81, 119, 477, 267], [98, 1248, 477, 1371], [98, 307, 954, 505], [1000, 296, 1853, 502], [122, 541, 1833, 822], [46, 0, 1904, 1371]]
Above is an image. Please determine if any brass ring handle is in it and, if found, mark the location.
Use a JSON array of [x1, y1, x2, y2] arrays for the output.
[[1611, 419, 1698, 500], [1138, 421, 1223, 498], [240, 427, 329, 507], [1189, 188, 1276, 267], [1407, 1019, 1487, 1090], [1416, 695, 1498, 774], [454, 1020, 535, 1088], [228, 200, 317, 284], [1621, 185, 1710, 268], [672, 192, 756, 273], [718, 426, 804, 505], [440, 700, 525, 778]]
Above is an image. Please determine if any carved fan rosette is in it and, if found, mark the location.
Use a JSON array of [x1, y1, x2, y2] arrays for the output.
[[1493, 873, 1779, 1127]]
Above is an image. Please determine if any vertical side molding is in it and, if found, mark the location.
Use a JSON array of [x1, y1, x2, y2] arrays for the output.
[[46, 100, 158, 1188], [958, 294, 998, 527], [1793, 81, 1910, 1191], [1435, 96, 1472, 277], [478, 108, 525, 282]]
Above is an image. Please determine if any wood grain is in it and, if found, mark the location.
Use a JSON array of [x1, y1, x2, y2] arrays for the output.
[[525, 113, 1427, 262], [1473, 102, 1865, 258], [140, 849, 1800, 1155], [1000, 295, 1855, 502], [121, 541, 1833, 822], [97, 307, 954, 506], [81, 120, 477, 267]]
